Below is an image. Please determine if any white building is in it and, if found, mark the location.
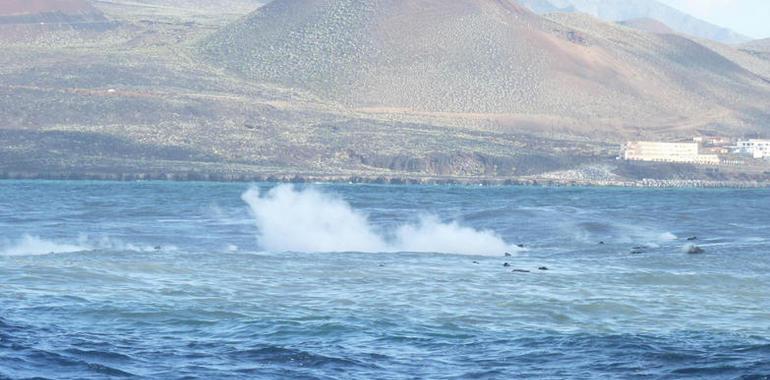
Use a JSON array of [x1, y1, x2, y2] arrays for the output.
[[735, 139, 770, 159], [623, 141, 721, 165]]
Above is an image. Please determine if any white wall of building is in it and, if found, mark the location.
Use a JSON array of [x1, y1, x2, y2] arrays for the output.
[[736, 139, 770, 159], [623, 141, 720, 164]]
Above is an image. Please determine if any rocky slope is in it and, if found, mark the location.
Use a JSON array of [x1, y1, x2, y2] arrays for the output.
[[618, 18, 674, 35], [518, 0, 749, 44], [0, 0, 108, 25], [745, 38, 770, 52], [0, 0, 768, 184], [201, 0, 769, 136], [93, 0, 264, 15], [741, 38, 770, 61]]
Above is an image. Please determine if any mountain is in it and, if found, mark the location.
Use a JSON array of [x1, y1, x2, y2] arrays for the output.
[[92, 0, 264, 14], [512, 0, 569, 14], [0, 0, 108, 25], [0, 0, 98, 16], [618, 17, 674, 35], [1, 0, 769, 183], [743, 38, 770, 53], [201, 0, 768, 134], [517, 0, 749, 44], [203, 0, 542, 114], [740, 38, 770, 61]]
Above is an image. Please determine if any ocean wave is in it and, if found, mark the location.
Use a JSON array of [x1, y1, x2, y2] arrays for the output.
[[0, 234, 168, 257], [0, 235, 86, 256], [242, 185, 520, 256]]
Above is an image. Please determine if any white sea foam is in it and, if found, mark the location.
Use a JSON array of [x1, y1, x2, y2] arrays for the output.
[[241, 185, 518, 256], [393, 216, 513, 255], [0, 234, 164, 256], [0, 234, 86, 256]]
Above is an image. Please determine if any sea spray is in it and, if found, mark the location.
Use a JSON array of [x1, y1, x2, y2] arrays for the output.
[[242, 185, 517, 255], [393, 216, 513, 255], [0, 234, 85, 256], [241, 185, 388, 253], [0, 234, 170, 256]]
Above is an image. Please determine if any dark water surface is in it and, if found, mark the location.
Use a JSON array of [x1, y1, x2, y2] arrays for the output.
[[1, 181, 768, 379]]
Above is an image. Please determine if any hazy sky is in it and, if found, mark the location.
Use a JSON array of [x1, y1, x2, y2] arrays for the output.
[[657, 0, 770, 39]]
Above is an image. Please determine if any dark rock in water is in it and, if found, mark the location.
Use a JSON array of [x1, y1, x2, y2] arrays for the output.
[[473, 261, 479, 264], [154, 246, 162, 251], [503, 262, 511, 267], [538, 266, 549, 271], [630, 249, 644, 255], [516, 244, 526, 248], [599, 241, 605, 245], [687, 245, 705, 254], [504, 252, 512, 257], [687, 236, 698, 241], [512, 269, 531, 273]]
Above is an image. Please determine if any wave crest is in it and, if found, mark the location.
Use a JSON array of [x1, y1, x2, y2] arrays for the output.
[[242, 185, 517, 256], [0, 234, 167, 256], [0, 234, 86, 256]]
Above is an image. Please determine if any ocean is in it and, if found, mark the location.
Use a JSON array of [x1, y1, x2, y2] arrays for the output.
[[1, 180, 768, 379]]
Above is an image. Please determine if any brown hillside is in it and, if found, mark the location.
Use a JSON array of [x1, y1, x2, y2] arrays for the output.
[[618, 18, 675, 35], [201, 0, 770, 135], [1, 0, 768, 182], [738, 38, 770, 63]]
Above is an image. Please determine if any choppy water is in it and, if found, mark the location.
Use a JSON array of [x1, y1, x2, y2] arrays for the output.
[[1, 180, 769, 379]]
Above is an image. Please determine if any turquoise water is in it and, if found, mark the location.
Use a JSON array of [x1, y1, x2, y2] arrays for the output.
[[1, 181, 769, 379]]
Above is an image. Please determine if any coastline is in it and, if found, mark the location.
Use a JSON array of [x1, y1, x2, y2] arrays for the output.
[[1, 170, 768, 189]]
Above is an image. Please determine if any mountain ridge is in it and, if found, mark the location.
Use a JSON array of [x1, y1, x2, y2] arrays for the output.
[[0, 0, 108, 26], [743, 38, 770, 53], [618, 17, 675, 35], [517, 0, 749, 44], [0, 0, 768, 184], [0, 0, 99, 16], [200, 0, 769, 135]]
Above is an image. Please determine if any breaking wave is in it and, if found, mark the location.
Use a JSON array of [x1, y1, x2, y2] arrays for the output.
[[0, 235, 86, 256], [242, 185, 518, 256], [0, 234, 167, 256]]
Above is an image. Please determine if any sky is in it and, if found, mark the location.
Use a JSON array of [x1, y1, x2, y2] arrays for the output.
[[657, 0, 770, 39]]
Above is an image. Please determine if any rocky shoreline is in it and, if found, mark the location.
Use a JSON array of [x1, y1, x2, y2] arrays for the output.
[[1, 170, 768, 188]]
